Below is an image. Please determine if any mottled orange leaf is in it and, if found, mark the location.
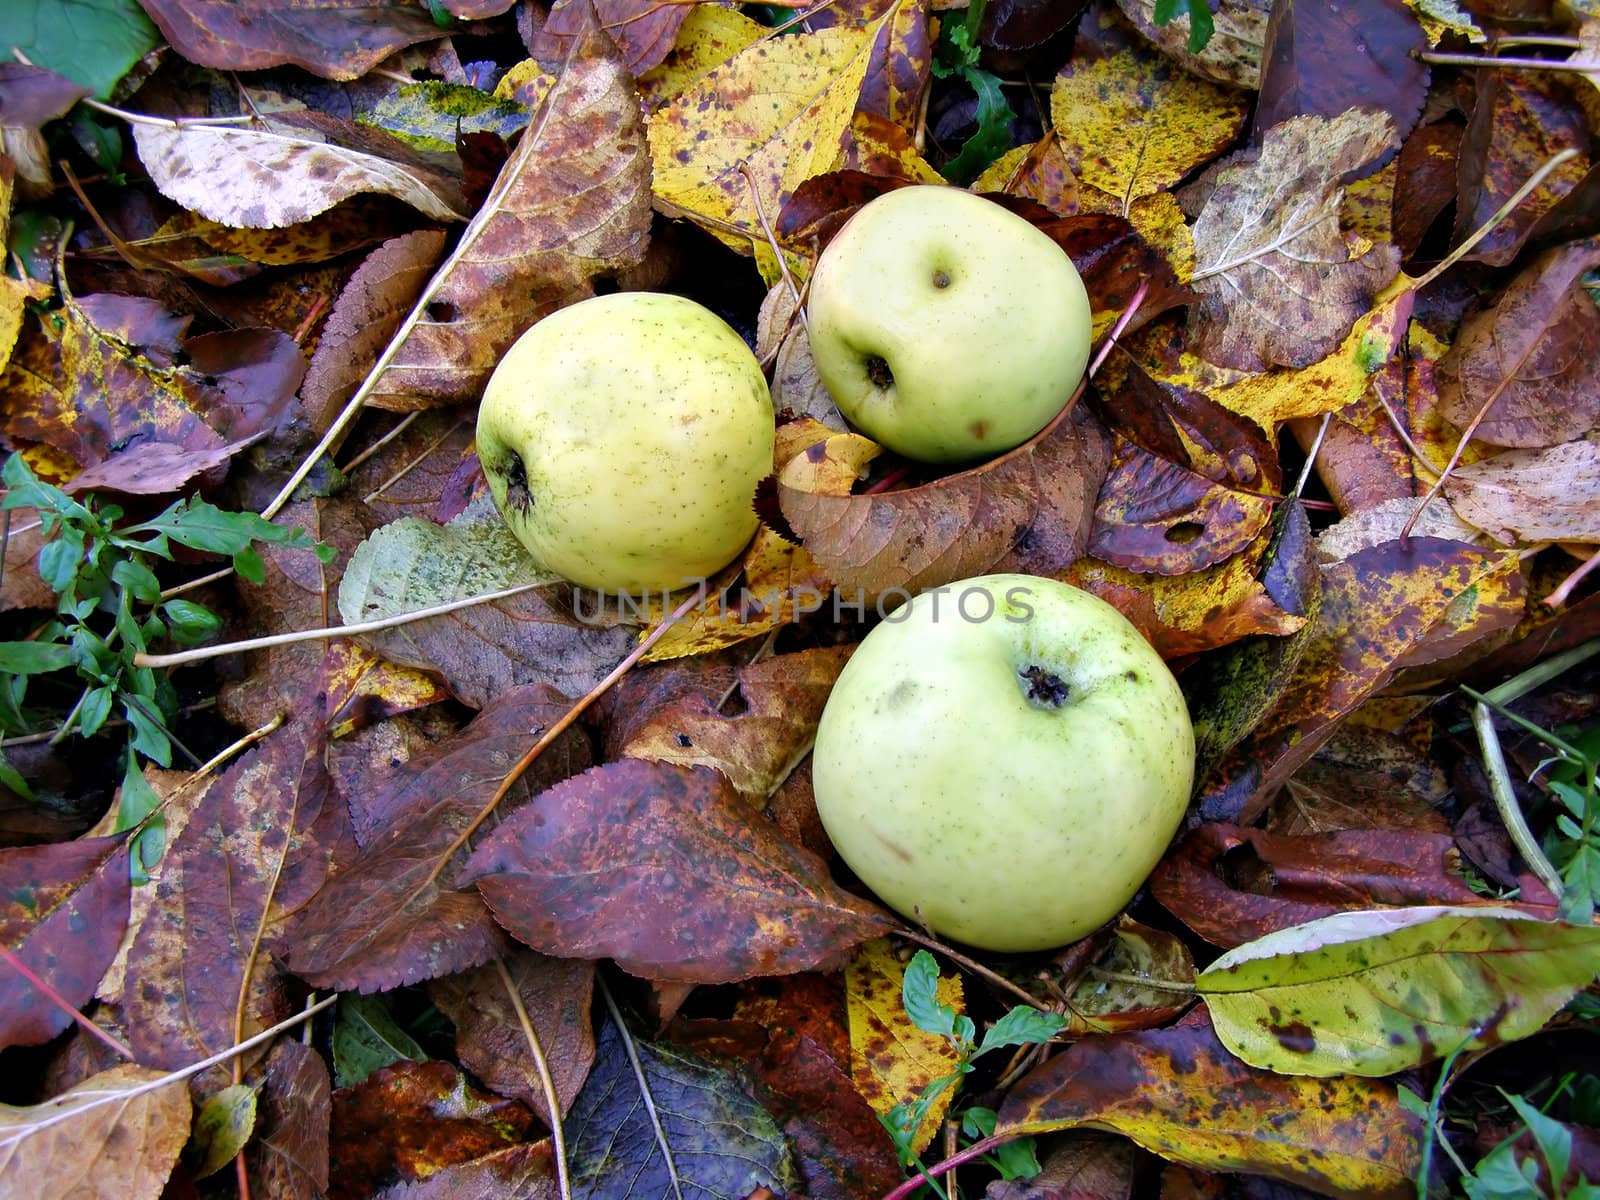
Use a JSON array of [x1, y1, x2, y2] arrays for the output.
[[1197, 537, 1524, 825], [998, 1010, 1420, 1199], [371, 24, 652, 407], [845, 938, 962, 1155], [321, 639, 451, 739], [461, 759, 895, 983]]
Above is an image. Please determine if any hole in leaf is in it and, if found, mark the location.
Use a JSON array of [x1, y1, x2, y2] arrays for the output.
[[1166, 521, 1205, 544], [426, 300, 456, 323]]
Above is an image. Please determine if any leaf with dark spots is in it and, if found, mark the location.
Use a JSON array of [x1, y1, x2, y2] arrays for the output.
[[1453, 71, 1591, 267], [1198, 906, 1600, 1077], [1252, 0, 1427, 149], [801, 0, 934, 129], [123, 714, 350, 1090], [133, 0, 452, 80], [1150, 824, 1484, 947], [566, 1017, 798, 1199], [0, 836, 130, 1049], [1035, 212, 1192, 335], [1088, 432, 1276, 575], [1195, 537, 1523, 825], [1435, 237, 1600, 449], [329, 1060, 539, 1200], [282, 685, 592, 992], [460, 759, 894, 983], [998, 1008, 1421, 1199], [1393, 121, 1463, 259], [778, 407, 1110, 601]]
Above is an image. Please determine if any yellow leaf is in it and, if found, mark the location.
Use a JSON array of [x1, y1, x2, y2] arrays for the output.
[[1049, 49, 1247, 214], [972, 136, 1079, 216], [648, 23, 878, 256], [636, 5, 766, 111], [844, 110, 943, 183], [846, 938, 964, 1155], [1342, 157, 1397, 248]]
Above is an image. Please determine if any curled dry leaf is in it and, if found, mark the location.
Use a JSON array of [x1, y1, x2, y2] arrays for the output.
[[1188, 109, 1401, 372], [0, 1064, 191, 1200], [1151, 823, 1482, 947], [624, 644, 853, 800], [998, 1009, 1421, 1198], [131, 114, 466, 231], [1435, 238, 1600, 449], [1065, 918, 1196, 1037], [370, 25, 652, 407], [0, 837, 130, 1049], [300, 230, 448, 429], [778, 407, 1111, 600], [282, 685, 592, 992], [1444, 440, 1600, 545], [537, 0, 692, 76], [134, 0, 450, 79], [460, 759, 895, 983]]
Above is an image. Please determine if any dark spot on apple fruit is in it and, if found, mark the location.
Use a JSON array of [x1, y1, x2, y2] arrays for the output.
[[1124, 669, 1139, 682], [969, 419, 989, 440], [1019, 664, 1069, 707], [864, 354, 894, 389], [932, 269, 951, 289], [501, 450, 533, 512]]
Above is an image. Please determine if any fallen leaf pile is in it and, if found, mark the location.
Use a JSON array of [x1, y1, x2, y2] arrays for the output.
[[2, 0, 1600, 1196]]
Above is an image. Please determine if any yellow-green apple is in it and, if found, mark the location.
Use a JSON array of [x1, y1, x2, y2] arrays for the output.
[[476, 292, 774, 592], [811, 574, 1193, 952], [805, 185, 1091, 463]]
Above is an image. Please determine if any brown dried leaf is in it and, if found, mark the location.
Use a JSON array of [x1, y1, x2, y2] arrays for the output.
[[1454, 71, 1592, 267], [123, 716, 351, 1090], [62, 437, 262, 496], [0, 1064, 191, 1200], [373, 25, 652, 406], [371, 1143, 558, 1200], [537, 0, 691, 75], [778, 407, 1111, 600], [0, 837, 130, 1049], [1188, 109, 1401, 372], [1065, 918, 1196, 1036], [1112, 0, 1271, 89], [1151, 824, 1483, 947], [246, 1040, 331, 1200], [1445, 440, 1600, 544], [1436, 238, 1600, 449], [134, 0, 453, 79], [624, 645, 853, 800], [282, 685, 592, 992], [300, 230, 448, 430], [428, 953, 596, 1127], [461, 759, 895, 983], [131, 114, 466, 230]]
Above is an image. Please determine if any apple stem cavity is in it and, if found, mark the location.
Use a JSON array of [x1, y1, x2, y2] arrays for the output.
[[500, 449, 533, 512], [1018, 664, 1070, 708], [864, 354, 895, 390]]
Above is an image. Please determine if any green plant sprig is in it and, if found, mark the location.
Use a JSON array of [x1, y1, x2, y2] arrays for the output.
[[0, 453, 332, 789]]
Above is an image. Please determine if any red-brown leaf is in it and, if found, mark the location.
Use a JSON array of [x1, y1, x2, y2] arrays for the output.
[[1150, 823, 1485, 947], [246, 1039, 332, 1199], [283, 685, 592, 992], [0, 836, 130, 1049], [460, 759, 895, 983]]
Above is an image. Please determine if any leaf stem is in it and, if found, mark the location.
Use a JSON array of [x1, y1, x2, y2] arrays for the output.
[[131, 580, 550, 668], [495, 957, 571, 1200], [0, 943, 134, 1060], [598, 977, 685, 1200], [880, 1135, 1012, 1200], [1469, 697, 1565, 900], [1417, 51, 1596, 72], [895, 929, 1052, 1012]]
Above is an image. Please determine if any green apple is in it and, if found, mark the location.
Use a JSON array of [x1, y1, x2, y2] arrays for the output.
[[812, 574, 1193, 952], [476, 292, 774, 592], [805, 185, 1092, 464]]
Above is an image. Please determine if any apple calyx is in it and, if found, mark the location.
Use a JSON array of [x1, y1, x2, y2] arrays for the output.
[[490, 448, 533, 514], [864, 354, 894, 390], [1018, 663, 1069, 708]]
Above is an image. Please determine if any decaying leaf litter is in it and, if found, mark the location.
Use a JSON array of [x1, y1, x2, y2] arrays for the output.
[[2, 0, 1600, 1196]]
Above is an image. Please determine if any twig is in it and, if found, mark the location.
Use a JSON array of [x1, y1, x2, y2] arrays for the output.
[[739, 161, 807, 328], [362, 417, 466, 503], [1085, 967, 1197, 994], [131, 581, 550, 668], [894, 929, 1051, 1012], [880, 1136, 1012, 1200], [598, 977, 685, 1200], [1417, 51, 1597, 73], [1291, 412, 1332, 500], [495, 958, 571, 1200], [1467, 695, 1565, 900], [338, 411, 421, 477], [0, 944, 134, 1060], [1546, 547, 1600, 609]]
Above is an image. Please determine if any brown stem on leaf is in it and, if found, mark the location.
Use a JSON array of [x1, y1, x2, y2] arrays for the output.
[[894, 928, 1054, 1013], [739, 160, 808, 329], [881, 1135, 1015, 1200], [1546, 546, 1600, 609], [0, 944, 134, 1060], [494, 957, 572, 1200]]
